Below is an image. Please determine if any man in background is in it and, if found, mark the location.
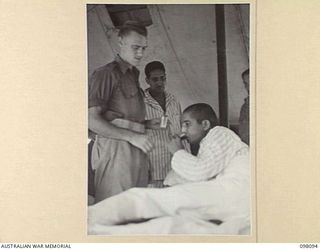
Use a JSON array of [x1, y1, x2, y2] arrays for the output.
[[239, 69, 249, 145], [144, 61, 183, 188]]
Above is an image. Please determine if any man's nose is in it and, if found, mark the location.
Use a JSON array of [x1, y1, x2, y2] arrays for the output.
[[181, 126, 187, 133], [156, 80, 163, 85], [136, 48, 144, 57]]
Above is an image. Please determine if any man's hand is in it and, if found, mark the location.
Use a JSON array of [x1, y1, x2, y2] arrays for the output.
[[145, 118, 162, 130], [129, 133, 154, 154], [167, 135, 183, 154]]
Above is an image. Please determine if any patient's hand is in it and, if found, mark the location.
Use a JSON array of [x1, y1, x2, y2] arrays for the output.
[[167, 136, 183, 154]]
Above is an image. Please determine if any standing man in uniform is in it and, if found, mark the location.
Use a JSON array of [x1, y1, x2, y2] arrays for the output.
[[88, 21, 153, 203]]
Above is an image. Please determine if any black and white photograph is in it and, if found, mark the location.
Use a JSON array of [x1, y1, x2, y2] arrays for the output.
[[3, 0, 320, 244], [86, 4, 251, 235]]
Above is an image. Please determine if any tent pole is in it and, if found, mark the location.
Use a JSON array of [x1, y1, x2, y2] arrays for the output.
[[215, 5, 229, 127]]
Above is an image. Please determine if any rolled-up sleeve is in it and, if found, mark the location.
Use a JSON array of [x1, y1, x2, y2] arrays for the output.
[[88, 67, 115, 109]]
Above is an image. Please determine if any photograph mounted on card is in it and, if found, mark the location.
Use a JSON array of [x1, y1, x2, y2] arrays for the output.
[[87, 3, 254, 237]]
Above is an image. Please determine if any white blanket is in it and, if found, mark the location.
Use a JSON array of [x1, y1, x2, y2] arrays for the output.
[[88, 155, 250, 235], [89, 215, 250, 235]]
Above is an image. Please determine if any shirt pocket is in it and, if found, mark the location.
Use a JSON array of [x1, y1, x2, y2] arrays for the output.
[[119, 78, 139, 99]]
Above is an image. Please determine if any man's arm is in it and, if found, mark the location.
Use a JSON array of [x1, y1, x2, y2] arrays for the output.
[[167, 136, 225, 182], [89, 106, 153, 153]]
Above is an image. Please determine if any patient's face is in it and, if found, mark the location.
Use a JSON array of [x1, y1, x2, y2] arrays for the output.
[[181, 112, 207, 145]]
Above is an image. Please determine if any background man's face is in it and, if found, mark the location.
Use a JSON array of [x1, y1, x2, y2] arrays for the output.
[[146, 69, 166, 94], [119, 31, 148, 67]]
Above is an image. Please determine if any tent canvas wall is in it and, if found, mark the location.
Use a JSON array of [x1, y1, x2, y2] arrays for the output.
[[87, 4, 249, 126]]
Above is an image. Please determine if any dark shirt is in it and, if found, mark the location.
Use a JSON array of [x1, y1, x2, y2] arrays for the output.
[[239, 96, 249, 145], [88, 55, 146, 123]]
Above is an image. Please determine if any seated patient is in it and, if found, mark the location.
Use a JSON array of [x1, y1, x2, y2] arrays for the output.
[[88, 103, 250, 235], [164, 103, 248, 186]]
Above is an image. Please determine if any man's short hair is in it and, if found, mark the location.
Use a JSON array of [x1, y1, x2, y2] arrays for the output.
[[242, 69, 249, 79], [118, 20, 147, 38], [144, 61, 166, 78], [183, 103, 219, 128]]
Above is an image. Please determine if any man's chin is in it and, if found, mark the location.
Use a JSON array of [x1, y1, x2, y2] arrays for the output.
[[189, 139, 201, 146], [132, 59, 142, 66], [188, 139, 196, 145]]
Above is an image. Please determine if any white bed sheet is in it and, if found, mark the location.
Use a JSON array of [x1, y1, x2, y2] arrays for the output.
[[88, 155, 251, 235]]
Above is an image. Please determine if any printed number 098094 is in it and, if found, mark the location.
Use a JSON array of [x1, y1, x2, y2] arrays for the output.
[[300, 244, 318, 248]]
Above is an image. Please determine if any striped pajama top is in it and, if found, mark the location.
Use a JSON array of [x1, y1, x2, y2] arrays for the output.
[[165, 126, 249, 185], [144, 89, 182, 181]]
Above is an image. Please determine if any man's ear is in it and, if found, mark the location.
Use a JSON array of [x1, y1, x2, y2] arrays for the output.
[[145, 77, 150, 85], [201, 120, 211, 131]]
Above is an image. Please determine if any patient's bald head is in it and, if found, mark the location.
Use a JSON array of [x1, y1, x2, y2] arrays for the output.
[[183, 103, 219, 128]]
